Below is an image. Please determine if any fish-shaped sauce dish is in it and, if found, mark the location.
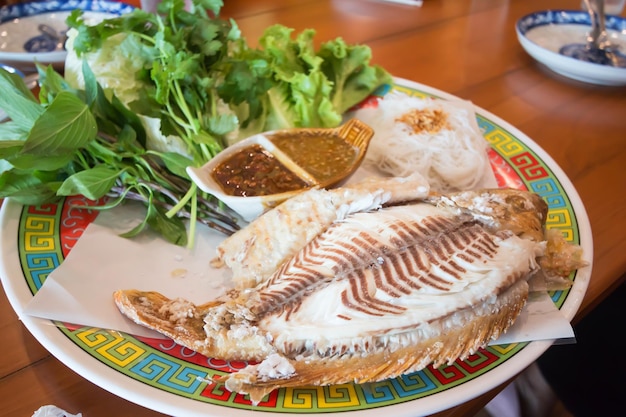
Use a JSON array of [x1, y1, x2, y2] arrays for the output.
[[114, 175, 586, 404], [186, 119, 374, 221]]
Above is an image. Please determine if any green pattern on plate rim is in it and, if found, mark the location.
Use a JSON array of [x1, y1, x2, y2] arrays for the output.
[[16, 83, 580, 412]]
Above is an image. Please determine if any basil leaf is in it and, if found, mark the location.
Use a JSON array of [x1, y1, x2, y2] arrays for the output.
[[154, 151, 193, 178], [0, 140, 24, 159], [147, 204, 188, 246], [8, 152, 74, 171], [22, 92, 97, 156], [0, 121, 30, 140], [0, 68, 43, 130], [0, 171, 59, 204], [57, 166, 121, 200]]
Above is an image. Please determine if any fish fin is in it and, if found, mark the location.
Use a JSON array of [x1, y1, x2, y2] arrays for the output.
[[113, 289, 218, 353]]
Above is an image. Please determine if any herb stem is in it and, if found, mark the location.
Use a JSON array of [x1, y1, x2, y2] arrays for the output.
[[109, 184, 239, 236], [166, 182, 197, 218], [173, 81, 197, 134], [188, 189, 198, 249]]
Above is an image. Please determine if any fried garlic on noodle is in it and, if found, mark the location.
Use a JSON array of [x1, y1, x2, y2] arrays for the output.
[[351, 92, 493, 193], [114, 177, 584, 404]]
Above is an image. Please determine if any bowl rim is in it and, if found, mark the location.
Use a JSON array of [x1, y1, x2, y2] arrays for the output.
[[515, 9, 626, 35]]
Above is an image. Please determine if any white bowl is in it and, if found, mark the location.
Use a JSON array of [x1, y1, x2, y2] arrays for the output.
[[187, 119, 374, 222], [516, 10, 626, 85], [0, 0, 134, 72]]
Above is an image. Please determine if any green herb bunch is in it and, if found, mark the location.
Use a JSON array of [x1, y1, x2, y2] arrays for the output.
[[0, 0, 392, 247], [0, 63, 240, 247]]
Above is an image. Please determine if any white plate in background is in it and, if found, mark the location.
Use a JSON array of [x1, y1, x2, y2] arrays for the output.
[[516, 10, 626, 85], [0, 0, 134, 71]]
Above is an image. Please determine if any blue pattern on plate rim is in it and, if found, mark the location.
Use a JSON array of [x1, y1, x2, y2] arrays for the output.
[[0, 0, 135, 24], [516, 9, 626, 35]]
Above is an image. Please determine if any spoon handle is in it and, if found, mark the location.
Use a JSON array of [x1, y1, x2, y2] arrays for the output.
[[583, 0, 610, 49]]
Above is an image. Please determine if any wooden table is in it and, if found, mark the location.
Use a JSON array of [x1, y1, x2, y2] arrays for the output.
[[2, 0, 625, 416]]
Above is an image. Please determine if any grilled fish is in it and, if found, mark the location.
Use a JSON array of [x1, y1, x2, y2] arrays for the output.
[[114, 176, 574, 404]]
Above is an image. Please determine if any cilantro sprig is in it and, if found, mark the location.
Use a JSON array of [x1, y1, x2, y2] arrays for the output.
[[66, 0, 242, 162]]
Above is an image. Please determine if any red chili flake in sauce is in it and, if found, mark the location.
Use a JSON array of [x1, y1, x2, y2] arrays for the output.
[[212, 144, 308, 197]]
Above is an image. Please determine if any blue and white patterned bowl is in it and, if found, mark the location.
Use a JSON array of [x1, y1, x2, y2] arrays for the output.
[[0, 0, 134, 71], [516, 10, 626, 85]]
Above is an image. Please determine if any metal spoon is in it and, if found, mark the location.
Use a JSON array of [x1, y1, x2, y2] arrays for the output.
[[559, 0, 626, 67]]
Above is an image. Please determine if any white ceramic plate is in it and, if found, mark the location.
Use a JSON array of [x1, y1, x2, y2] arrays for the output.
[[0, 0, 134, 71], [0, 78, 593, 417], [516, 10, 626, 85]]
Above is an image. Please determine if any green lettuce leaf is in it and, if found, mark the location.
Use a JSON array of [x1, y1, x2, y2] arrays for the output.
[[318, 38, 393, 114]]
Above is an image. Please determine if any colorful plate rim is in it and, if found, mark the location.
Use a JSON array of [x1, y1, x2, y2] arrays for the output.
[[0, 77, 593, 417]]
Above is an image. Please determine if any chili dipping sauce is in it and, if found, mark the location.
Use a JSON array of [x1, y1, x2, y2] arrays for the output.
[[212, 144, 309, 197]]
